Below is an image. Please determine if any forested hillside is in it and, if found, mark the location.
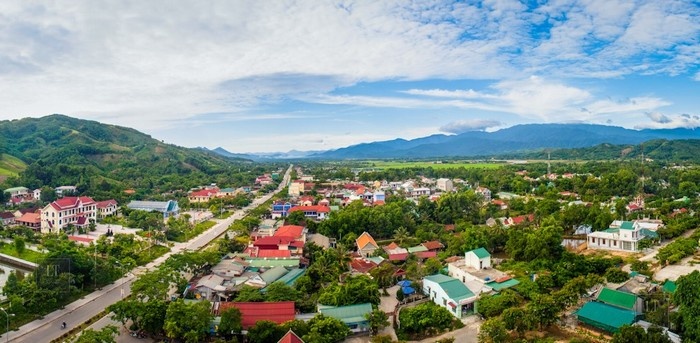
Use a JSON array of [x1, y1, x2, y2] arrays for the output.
[[0, 115, 262, 200], [507, 139, 700, 162]]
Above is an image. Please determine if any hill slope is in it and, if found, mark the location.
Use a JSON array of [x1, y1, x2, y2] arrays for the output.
[[0, 114, 250, 192], [313, 124, 700, 159]]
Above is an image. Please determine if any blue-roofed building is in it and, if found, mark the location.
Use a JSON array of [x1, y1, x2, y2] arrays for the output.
[[271, 201, 293, 219], [126, 200, 179, 219]]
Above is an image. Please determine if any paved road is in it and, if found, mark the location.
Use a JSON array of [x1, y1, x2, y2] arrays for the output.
[[1, 165, 292, 343]]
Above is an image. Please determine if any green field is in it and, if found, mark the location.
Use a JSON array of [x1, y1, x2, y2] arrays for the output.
[[0, 153, 27, 177], [364, 160, 506, 170]]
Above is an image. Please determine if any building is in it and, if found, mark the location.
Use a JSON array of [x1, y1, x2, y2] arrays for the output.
[[126, 200, 179, 219], [475, 187, 491, 202], [288, 181, 305, 197], [217, 301, 295, 329], [41, 196, 97, 234], [0, 212, 15, 226], [16, 212, 41, 230], [96, 199, 118, 219], [436, 178, 454, 192], [188, 188, 219, 203], [54, 185, 77, 197], [447, 247, 519, 294], [271, 201, 294, 219], [318, 303, 372, 333], [575, 301, 637, 333], [288, 205, 330, 220], [422, 274, 478, 318], [195, 274, 227, 300], [278, 330, 305, 343], [596, 287, 643, 313], [3, 187, 29, 198], [587, 221, 658, 252], [356, 232, 378, 257]]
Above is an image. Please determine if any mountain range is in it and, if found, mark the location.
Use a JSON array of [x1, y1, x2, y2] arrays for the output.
[[209, 123, 700, 160]]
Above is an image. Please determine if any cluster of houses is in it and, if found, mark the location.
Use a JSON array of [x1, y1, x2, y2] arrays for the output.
[[3, 185, 78, 206], [187, 184, 251, 203]]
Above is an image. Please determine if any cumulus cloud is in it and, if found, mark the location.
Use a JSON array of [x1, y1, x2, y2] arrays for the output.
[[646, 112, 672, 124], [440, 119, 502, 134], [635, 113, 700, 129]]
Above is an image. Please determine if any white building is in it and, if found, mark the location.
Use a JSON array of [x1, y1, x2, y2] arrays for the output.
[[55, 185, 77, 197], [422, 274, 477, 318], [288, 181, 305, 197], [96, 199, 119, 219], [41, 196, 97, 234], [447, 247, 519, 294], [587, 221, 658, 252], [436, 178, 454, 192], [475, 187, 491, 202]]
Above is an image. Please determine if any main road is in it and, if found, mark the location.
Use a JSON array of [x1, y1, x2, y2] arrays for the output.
[[1, 165, 292, 343]]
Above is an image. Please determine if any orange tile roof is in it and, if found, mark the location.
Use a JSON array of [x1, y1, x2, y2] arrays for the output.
[[356, 231, 377, 250]]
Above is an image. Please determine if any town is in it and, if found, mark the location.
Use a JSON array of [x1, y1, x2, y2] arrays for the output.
[[0, 157, 698, 343]]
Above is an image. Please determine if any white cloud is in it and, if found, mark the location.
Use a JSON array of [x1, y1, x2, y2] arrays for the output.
[[635, 112, 700, 129], [440, 119, 502, 134]]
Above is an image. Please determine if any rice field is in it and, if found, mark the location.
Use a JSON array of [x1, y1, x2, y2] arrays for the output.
[[363, 160, 506, 170]]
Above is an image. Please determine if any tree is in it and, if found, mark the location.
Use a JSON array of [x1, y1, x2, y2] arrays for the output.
[[605, 267, 629, 283], [247, 320, 285, 343], [611, 325, 672, 343], [280, 319, 310, 338], [264, 281, 301, 302], [366, 309, 389, 335], [218, 307, 243, 339], [317, 275, 380, 306], [476, 289, 523, 318], [526, 294, 561, 330], [303, 314, 350, 343], [234, 285, 264, 302], [13, 237, 25, 256], [673, 270, 700, 341], [501, 307, 532, 336], [163, 299, 213, 343], [478, 317, 508, 343], [398, 302, 454, 336], [393, 227, 410, 245], [75, 325, 119, 343]]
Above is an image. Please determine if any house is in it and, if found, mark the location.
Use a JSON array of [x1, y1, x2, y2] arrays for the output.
[[349, 258, 378, 274], [0, 212, 15, 226], [288, 180, 305, 197], [436, 178, 454, 192], [271, 201, 294, 219], [211, 258, 248, 280], [318, 303, 372, 333], [55, 185, 77, 196], [96, 199, 118, 219], [502, 214, 535, 227], [266, 268, 305, 288], [410, 187, 431, 198], [217, 188, 237, 197], [126, 200, 179, 219], [475, 187, 491, 202], [587, 221, 657, 252], [252, 236, 303, 255], [245, 257, 300, 269], [260, 266, 291, 285], [356, 232, 378, 257], [3, 187, 29, 198], [188, 188, 219, 203], [422, 274, 478, 318], [288, 205, 330, 220], [15, 212, 41, 230], [195, 274, 227, 300], [218, 301, 296, 329], [278, 330, 305, 343], [448, 247, 519, 294], [13, 207, 39, 218], [33, 189, 41, 200], [274, 225, 307, 242], [41, 196, 97, 234], [575, 301, 637, 333], [596, 288, 643, 313]]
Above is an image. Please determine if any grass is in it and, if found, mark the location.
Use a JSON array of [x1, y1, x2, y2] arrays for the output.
[[0, 153, 27, 176], [0, 243, 46, 263], [363, 160, 505, 170]]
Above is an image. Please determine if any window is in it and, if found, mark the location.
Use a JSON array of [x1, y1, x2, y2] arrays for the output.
[[443, 298, 447, 306], [591, 238, 596, 243], [602, 239, 606, 244], [613, 240, 617, 246]]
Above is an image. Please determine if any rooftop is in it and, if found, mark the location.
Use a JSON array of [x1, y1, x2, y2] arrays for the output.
[[318, 303, 373, 325], [424, 274, 476, 302], [597, 288, 638, 310], [576, 301, 637, 333]]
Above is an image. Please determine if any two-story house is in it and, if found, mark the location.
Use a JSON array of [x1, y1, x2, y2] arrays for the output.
[[587, 221, 658, 252], [96, 199, 118, 219]]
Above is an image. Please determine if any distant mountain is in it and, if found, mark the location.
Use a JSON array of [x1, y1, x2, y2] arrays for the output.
[[0, 114, 251, 191], [312, 124, 700, 159], [205, 147, 325, 160]]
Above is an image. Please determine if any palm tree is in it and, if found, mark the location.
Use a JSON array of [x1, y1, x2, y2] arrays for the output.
[[393, 227, 410, 245]]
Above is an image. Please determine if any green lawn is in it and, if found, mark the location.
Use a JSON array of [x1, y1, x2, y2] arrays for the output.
[[0, 153, 27, 176], [0, 243, 45, 263], [365, 160, 505, 170]]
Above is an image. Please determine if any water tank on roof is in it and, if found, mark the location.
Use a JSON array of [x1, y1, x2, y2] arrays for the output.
[[484, 277, 491, 282]]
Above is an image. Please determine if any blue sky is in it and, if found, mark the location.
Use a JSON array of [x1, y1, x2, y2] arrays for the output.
[[0, 1, 699, 152]]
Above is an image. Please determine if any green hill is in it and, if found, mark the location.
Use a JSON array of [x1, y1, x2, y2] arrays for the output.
[[0, 114, 254, 197], [509, 139, 700, 163]]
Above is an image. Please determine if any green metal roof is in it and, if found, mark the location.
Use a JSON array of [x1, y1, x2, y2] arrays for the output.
[[424, 274, 475, 302], [597, 288, 637, 310], [3, 187, 28, 193], [640, 229, 658, 239], [576, 301, 637, 333], [486, 278, 520, 292], [662, 280, 677, 294], [604, 228, 620, 233], [468, 247, 491, 259], [260, 266, 290, 284], [246, 258, 300, 268], [274, 268, 305, 286], [407, 245, 428, 253], [620, 221, 635, 230], [319, 303, 372, 325]]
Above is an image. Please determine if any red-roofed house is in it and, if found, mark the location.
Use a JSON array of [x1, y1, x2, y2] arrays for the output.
[[503, 214, 535, 227], [41, 196, 97, 234], [388, 253, 409, 261], [299, 196, 315, 206], [96, 199, 118, 219], [278, 330, 305, 343], [0, 212, 15, 226], [421, 240, 445, 252], [257, 249, 293, 258], [188, 188, 219, 203], [16, 212, 41, 230], [349, 258, 378, 274], [288, 205, 330, 220], [253, 236, 304, 255], [218, 302, 296, 329], [273, 225, 307, 243]]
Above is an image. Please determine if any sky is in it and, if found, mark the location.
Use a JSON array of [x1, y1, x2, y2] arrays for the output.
[[0, 1, 699, 153]]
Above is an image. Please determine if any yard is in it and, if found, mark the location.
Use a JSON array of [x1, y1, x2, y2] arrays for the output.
[[0, 242, 45, 263]]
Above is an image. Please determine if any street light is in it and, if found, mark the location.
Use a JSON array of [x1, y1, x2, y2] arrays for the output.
[[0, 308, 14, 343]]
